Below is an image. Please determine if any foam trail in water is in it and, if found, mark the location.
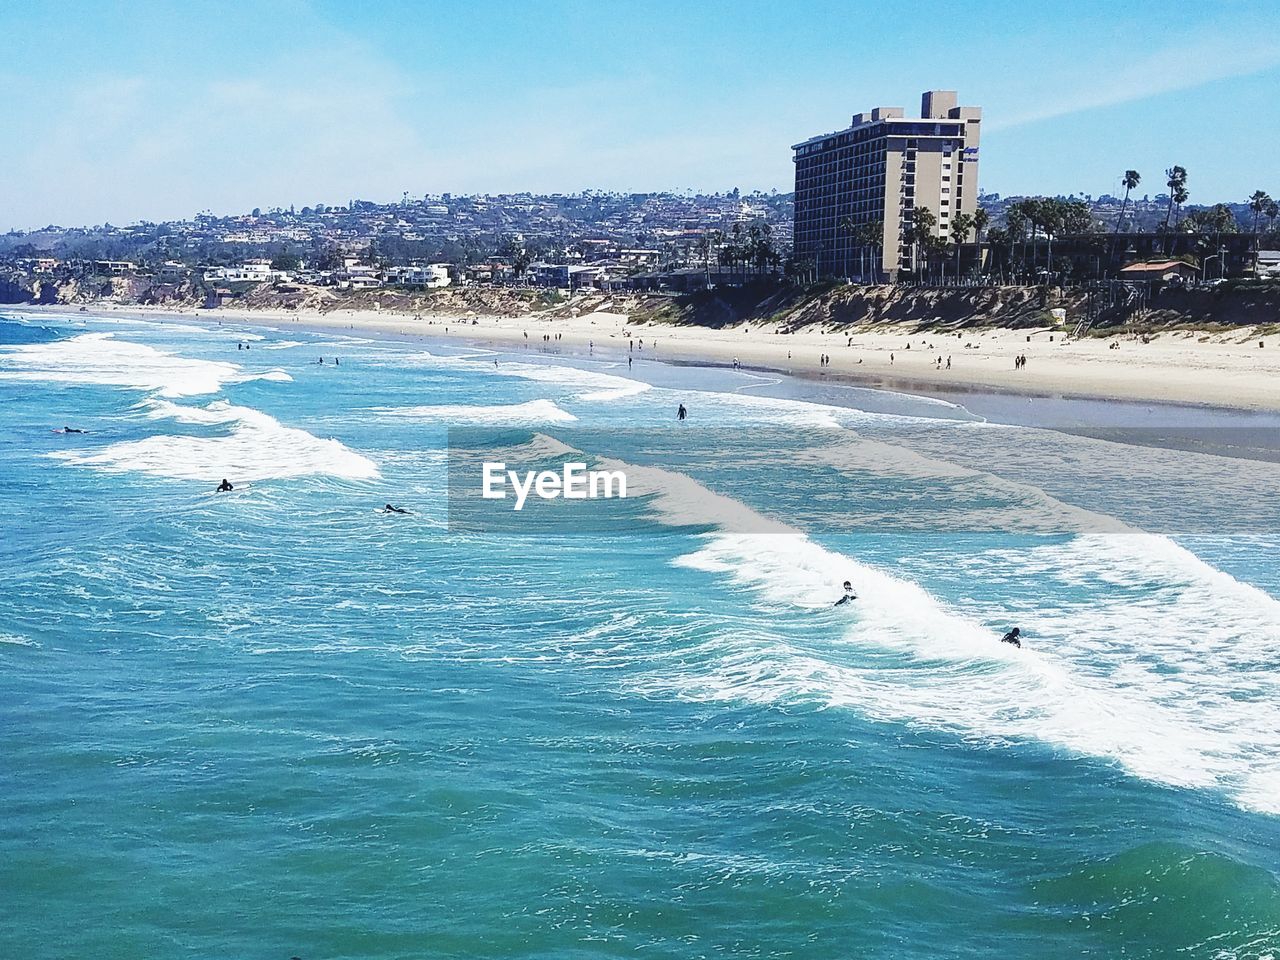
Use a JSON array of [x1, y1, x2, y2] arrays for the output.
[[370, 399, 578, 425], [608, 447, 1280, 815], [0, 332, 291, 397], [405, 350, 650, 402], [800, 428, 1280, 811], [52, 399, 378, 482]]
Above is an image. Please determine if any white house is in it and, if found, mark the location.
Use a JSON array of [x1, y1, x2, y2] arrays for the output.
[[384, 263, 452, 288], [1256, 250, 1280, 278]]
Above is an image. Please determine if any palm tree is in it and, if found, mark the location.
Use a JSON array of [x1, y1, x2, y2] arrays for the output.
[[1172, 183, 1190, 227], [1249, 190, 1271, 235], [1163, 166, 1188, 230], [730, 223, 746, 280], [859, 220, 884, 282], [1005, 202, 1030, 280], [950, 212, 975, 283], [1249, 191, 1272, 275], [838, 216, 856, 279], [1267, 199, 1280, 240], [971, 208, 990, 280], [1116, 170, 1141, 234], [910, 206, 937, 281]]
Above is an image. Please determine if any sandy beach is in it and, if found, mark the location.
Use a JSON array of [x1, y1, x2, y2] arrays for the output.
[[22, 301, 1280, 412]]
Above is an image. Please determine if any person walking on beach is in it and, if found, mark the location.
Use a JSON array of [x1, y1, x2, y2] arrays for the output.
[[628, 356, 632, 369], [946, 356, 951, 369]]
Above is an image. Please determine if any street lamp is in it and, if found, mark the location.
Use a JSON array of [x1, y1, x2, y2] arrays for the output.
[[1202, 248, 1225, 283]]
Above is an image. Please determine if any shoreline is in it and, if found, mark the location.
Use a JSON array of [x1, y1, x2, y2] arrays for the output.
[[14, 300, 1280, 416]]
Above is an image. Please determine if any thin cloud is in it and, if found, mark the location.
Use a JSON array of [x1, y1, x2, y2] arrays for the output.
[[987, 33, 1280, 131]]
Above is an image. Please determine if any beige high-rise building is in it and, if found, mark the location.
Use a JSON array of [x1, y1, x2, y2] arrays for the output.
[[792, 90, 981, 280]]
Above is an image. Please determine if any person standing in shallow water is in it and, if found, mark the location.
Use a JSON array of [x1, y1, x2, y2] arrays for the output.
[[676, 403, 687, 421]]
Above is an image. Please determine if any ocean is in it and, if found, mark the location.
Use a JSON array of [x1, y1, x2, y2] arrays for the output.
[[2, 309, 1279, 959]]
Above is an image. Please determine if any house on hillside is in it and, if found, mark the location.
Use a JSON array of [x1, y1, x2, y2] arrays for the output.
[[1255, 250, 1280, 279], [157, 261, 188, 283], [384, 263, 451, 288], [1117, 260, 1199, 283]]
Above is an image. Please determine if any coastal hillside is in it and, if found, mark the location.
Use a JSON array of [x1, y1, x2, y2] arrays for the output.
[[4, 267, 1278, 331]]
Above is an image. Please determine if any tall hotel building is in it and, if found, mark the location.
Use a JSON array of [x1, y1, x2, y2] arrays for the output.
[[792, 90, 981, 280]]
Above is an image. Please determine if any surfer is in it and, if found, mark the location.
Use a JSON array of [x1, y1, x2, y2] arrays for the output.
[[677, 403, 687, 421], [834, 581, 857, 606], [216, 479, 234, 492], [1000, 627, 1022, 648], [60, 426, 86, 434], [382, 503, 409, 514]]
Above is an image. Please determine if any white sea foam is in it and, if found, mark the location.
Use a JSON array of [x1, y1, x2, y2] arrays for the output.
[[501, 362, 650, 402], [614, 451, 1280, 814], [682, 392, 851, 429], [0, 332, 292, 397], [369, 399, 578, 425], [405, 350, 651, 402], [53, 399, 379, 482]]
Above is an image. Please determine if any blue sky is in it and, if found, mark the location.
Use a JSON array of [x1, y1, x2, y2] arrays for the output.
[[3, 0, 1279, 230]]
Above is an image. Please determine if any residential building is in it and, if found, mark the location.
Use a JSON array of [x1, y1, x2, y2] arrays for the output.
[[793, 90, 982, 280], [1117, 260, 1199, 283], [204, 261, 273, 283], [384, 263, 452, 288], [157, 261, 188, 283]]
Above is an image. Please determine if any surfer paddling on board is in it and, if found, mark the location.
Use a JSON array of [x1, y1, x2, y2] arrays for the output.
[[216, 479, 234, 493], [382, 503, 410, 514], [834, 581, 857, 606], [1000, 627, 1022, 648]]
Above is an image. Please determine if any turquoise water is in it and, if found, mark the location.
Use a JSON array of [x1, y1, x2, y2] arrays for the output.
[[2, 311, 1279, 959]]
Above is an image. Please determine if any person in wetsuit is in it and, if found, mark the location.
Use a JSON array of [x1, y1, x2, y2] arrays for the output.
[[1000, 627, 1021, 648], [216, 479, 234, 492], [382, 503, 409, 514], [834, 581, 857, 606], [62, 426, 85, 434], [677, 404, 687, 421]]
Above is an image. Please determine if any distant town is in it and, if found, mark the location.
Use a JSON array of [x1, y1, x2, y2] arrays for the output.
[[3, 89, 1278, 312]]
